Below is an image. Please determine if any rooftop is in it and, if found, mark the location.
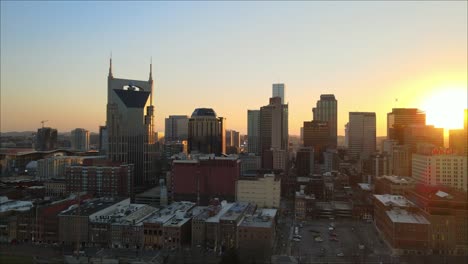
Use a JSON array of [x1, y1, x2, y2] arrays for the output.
[[386, 209, 430, 224], [220, 202, 253, 222], [191, 108, 217, 118], [136, 186, 161, 198], [0, 198, 33, 213], [239, 208, 277, 228], [145, 201, 195, 224], [357, 183, 372, 191], [59, 197, 125, 217], [374, 194, 415, 208], [380, 175, 414, 185], [206, 202, 235, 223]]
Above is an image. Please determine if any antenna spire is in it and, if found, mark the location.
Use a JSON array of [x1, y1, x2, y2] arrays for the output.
[[149, 56, 153, 81], [108, 52, 113, 78]]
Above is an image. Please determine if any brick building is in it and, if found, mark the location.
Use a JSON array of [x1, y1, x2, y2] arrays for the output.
[[66, 159, 134, 198], [374, 194, 430, 254], [171, 155, 240, 204]]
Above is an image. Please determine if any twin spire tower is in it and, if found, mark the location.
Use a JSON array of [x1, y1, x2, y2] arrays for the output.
[[105, 56, 157, 187]]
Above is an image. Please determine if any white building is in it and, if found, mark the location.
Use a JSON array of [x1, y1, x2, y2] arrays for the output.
[[412, 148, 467, 191], [236, 174, 281, 208]]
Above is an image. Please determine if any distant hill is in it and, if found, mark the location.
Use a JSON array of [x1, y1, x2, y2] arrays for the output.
[[0, 131, 35, 137]]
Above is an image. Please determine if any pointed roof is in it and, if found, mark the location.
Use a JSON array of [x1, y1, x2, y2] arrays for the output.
[[114, 89, 150, 108]]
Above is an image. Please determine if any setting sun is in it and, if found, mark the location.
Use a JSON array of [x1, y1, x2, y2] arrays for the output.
[[420, 87, 467, 130]]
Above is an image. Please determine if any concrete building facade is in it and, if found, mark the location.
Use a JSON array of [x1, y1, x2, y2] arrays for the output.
[[236, 174, 281, 208]]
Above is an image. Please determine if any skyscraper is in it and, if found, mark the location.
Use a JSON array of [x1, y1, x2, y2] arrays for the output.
[[348, 112, 376, 160], [247, 110, 261, 155], [260, 97, 288, 169], [70, 128, 89, 151], [303, 120, 333, 162], [387, 108, 426, 143], [35, 127, 58, 151], [188, 108, 225, 155], [272, 83, 285, 104], [260, 97, 288, 152], [105, 58, 157, 186], [165, 115, 189, 142], [312, 94, 337, 146]]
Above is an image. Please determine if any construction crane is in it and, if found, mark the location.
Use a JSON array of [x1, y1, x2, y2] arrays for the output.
[[40, 120, 48, 128]]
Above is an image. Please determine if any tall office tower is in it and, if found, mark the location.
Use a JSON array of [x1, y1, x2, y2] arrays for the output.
[[225, 130, 240, 149], [272, 83, 285, 104], [164, 115, 189, 142], [303, 120, 333, 162], [98, 125, 108, 155], [70, 128, 90, 151], [449, 109, 468, 156], [106, 58, 157, 186], [188, 108, 225, 155], [348, 112, 376, 160], [259, 97, 289, 170], [35, 127, 58, 151], [402, 125, 444, 152], [387, 108, 426, 143], [260, 97, 288, 169], [312, 94, 338, 146], [247, 110, 261, 155]]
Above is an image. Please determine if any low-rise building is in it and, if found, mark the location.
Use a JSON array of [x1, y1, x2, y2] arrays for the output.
[[143, 201, 195, 249], [294, 190, 315, 220], [375, 175, 415, 195], [219, 202, 256, 249], [238, 208, 277, 262], [374, 194, 430, 254], [110, 204, 157, 249], [405, 185, 468, 255], [58, 197, 129, 245], [236, 173, 281, 208]]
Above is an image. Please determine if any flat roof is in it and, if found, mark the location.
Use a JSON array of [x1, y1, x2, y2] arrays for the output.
[[374, 194, 414, 208], [145, 201, 195, 224], [380, 175, 414, 184], [239, 208, 277, 228], [0, 200, 33, 213], [206, 203, 235, 223], [59, 198, 124, 217], [357, 183, 371, 191], [220, 202, 250, 221], [386, 209, 430, 224], [136, 186, 161, 198]]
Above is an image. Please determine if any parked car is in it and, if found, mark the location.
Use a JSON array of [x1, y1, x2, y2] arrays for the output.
[[337, 252, 344, 257]]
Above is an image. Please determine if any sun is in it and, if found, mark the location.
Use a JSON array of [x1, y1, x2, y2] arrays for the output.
[[419, 87, 467, 130]]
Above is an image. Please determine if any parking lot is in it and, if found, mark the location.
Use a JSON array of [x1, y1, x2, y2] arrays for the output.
[[290, 218, 393, 263]]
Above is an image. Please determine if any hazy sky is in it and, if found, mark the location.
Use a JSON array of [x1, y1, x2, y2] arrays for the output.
[[1, 1, 467, 136]]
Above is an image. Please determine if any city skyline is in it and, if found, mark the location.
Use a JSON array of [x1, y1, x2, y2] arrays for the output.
[[1, 1, 467, 136]]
